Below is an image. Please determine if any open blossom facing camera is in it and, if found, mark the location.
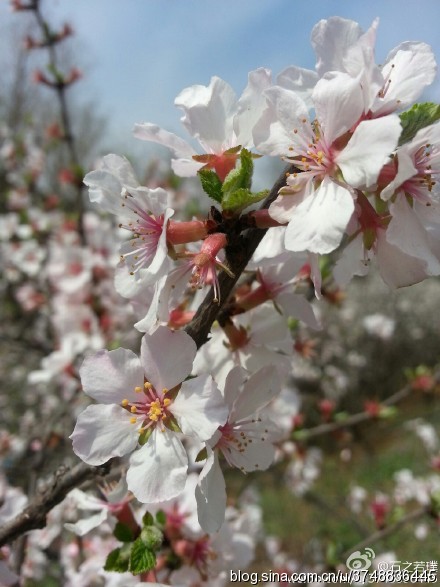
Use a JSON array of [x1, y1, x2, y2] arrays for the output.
[[254, 72, 401, 255], [71, 327, 228, 503], [134, 69, 272, 179]]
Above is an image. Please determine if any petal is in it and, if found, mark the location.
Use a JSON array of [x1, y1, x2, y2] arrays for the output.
[[84, 154, 139, 212], [313, 72, 364, 144], [373, 42, 437, 116], [133, 123, 196, 159], [276, 292, 321, 330], [387, 196, 440, 274], [172, 375, 228, 441], [337, 115, 401, 188], [333, 233, 370, 286], [312, 16, 363, 76], [253, 86, 310, 156], [276, 65, 318, 109], [195, 448, 226, 534], [175, 76, 237, 153], [171, 158, 203, 177], [376, 230, 430, 288], [140, 326, 196, 391], [228, 438, 275, 472], [284, 177, 355, 254], [127, 428, 187, 503], [64, 509, 109, 536], [234, 67, 272, 147], [231, 366, 280, 422], [79, 348, 144, 404], [70, 404, 138, 465]]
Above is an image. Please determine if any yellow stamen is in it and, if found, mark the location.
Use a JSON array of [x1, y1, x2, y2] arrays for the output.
[[129, 417, 137, 424], [130, 406, 137, 413], [144, 381, 152, 390], [135, 386, 142, 393], [121, 399, 129, 407]]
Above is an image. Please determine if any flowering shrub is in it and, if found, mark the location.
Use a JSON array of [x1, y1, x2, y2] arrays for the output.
[[1, 4, 440, 586]]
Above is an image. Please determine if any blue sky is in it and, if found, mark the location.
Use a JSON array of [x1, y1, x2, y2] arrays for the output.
[[2, 0, 440, 163]]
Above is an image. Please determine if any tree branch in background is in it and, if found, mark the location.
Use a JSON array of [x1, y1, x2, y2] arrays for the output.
[[0, 462, 111, 547]]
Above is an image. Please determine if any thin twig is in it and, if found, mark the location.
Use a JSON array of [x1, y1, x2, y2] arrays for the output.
[[0, 462, 110, 547], [296, 384, 412, 440], [341, 505, 430, 562]]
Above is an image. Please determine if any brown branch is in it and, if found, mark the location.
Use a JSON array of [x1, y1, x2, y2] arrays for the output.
[[341, 505, 430, 562], [0, 462, 110, 547], [185, 165, 294, 348], [294, 384, 412, 441]]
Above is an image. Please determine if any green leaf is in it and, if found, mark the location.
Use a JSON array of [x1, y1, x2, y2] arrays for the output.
[[155, 510, 166, 526], [129, 538, 156, 575], [142, 511, 154, 526], [198, 169, 223, 203], [222, 188, 268, 214], [113, 522, 134, 543], [140, 525, 163, 551], [222, 148, 253, 197], [399, 102, 440, 145], [104, 547, 130, 573], [195, 446, 208, 462]]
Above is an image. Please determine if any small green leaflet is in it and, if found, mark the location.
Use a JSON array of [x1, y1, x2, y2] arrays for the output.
[[198, 169, 223, 203], [129, 538, 157, 575], [399, 102, 440, 146]]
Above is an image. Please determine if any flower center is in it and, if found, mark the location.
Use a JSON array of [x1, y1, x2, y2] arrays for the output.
[[121, 381, 172, 432]]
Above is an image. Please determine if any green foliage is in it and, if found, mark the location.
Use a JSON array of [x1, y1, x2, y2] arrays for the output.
[[104, 546, 130, 573], [399, 102, 440, 145], [197, 148, 268, 214], [155, 510, 166, 526], [198, 169, 223, 203], [113, 522, 134, 543], [222, 187, 268, 214], [104, 511, 163, 575], [222, 148, 253, 195], [129, 537, 157, 575]]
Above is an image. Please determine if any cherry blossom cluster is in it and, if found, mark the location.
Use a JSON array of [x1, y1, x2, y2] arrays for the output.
[[71, 14, 440, 569]]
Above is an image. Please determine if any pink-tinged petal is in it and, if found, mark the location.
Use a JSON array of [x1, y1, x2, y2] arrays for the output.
[[64, 509, 109, 536], [127, 428, 187, 503], [175, 77, 237, 153], [133, 123, 196, 159], [228, 438, 275, 472], [313, 72, 364, 144], [308, 252, 323, 300], [132, 186, 171, 219], [312, 17, 363, 76], [195, 448, 226, 534], [70, 404, 138, 465], [79, 348, 144, 404], [285, 177, 355, 254], [231, 366, 280, 422], [337, 115, 401, 188], [373, 42, 437, 116], [234, 68, 272, 147], [376, 230, 430, 288], [253, 86, 309, 156], [140, 326, 196, 391], [387, 197, 440, 275], [381, 149, 418, 201], [276, 292, 321, 330], [276, 65, 318, 108], [172, 375, 228, 441]]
